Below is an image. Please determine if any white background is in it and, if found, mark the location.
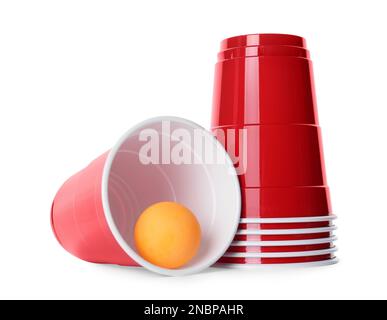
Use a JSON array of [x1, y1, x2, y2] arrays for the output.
[[1, 0, 386, 300]]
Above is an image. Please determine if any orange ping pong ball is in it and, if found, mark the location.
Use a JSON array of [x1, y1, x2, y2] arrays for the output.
[[134, 201, 202, 269]]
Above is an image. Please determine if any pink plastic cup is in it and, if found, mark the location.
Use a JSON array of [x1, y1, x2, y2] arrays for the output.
[[51, 117, 241, 276]]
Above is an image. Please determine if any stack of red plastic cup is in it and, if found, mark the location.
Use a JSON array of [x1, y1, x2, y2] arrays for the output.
[[211, 34, 337, 267]]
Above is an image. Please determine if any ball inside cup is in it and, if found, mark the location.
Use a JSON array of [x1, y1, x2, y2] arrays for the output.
[[134, 201, 202, 269], [102, 117, 241, 276]]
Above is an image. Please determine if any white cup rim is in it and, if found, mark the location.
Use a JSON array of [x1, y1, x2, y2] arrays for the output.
[[214, 257, 339, 268], [236, 226, 337, 235], [231, 236, 337, 247], [240, 215, 336, 223], [223, 247, 337, 258]]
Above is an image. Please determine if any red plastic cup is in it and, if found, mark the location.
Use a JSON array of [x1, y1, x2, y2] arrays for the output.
[[233, 232, 333, 242], [237, 221, 331, 230], [212, 58, 318, 126], [227, 243, 332, 253], [211, 34, 334, 233], [217, 255, 336, 265], [51, 117, 241, 276], [241, 188, 332, 219], [212, 35, 318, 127], [212, 125, 327, 188], [213, 124, 332, 219]]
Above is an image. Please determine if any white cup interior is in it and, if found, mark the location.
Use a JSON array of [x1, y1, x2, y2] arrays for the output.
[[102, 117, 241, 276]]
